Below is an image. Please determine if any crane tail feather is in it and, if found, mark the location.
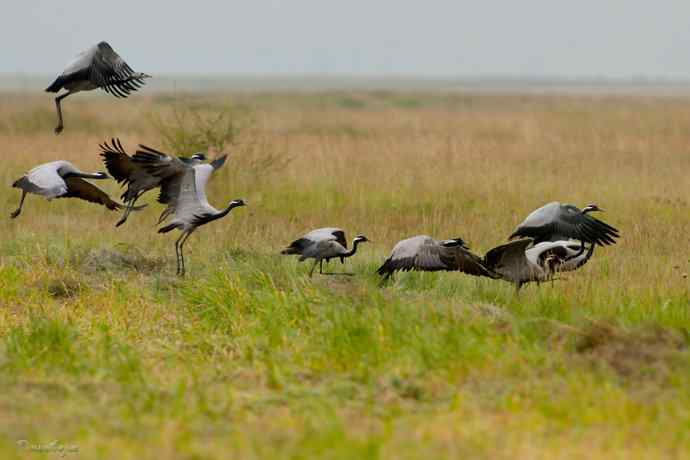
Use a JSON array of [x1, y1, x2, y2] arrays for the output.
[[158, 222, 179, 234], [45, 77, 63, 93]]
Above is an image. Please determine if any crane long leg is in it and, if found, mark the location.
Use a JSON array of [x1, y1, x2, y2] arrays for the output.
[[174, 232, 186, 276], [116, 192, 142, 227], [319, 259, 324, 274], [54, 92, 72, 135], [178, 230, 194, 277], [309, 259, 319, 277], [10, 191, 27, 219]]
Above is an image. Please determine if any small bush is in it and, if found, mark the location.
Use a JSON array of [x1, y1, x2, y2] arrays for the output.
[[149, 101, 289, 183]]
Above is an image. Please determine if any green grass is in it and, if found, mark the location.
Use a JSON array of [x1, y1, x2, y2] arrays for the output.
[[1, 246, 688, 459]]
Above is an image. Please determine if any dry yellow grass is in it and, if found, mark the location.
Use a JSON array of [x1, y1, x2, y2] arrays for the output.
[[0, 90, 688, 459]]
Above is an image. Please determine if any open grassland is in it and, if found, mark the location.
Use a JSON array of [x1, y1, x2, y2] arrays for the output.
[[0, 90, 689, 459]]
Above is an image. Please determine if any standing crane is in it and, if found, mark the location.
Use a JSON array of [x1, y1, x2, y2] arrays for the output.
[[282, 230, 369, 277], [132, 148, 243, 276], [281, 227, 349, 273]]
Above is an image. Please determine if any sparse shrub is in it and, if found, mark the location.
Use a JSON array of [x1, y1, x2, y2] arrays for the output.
[[149, 101, 289, 184], [149, 102, 249, 153], [78, 246, 163, 274], [43, 276, 83, 299]]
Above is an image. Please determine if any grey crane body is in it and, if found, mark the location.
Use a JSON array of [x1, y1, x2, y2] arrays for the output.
[[100, 139, 206, 226], [304, 228, 347, 256], [510, 202, 619, 246], [46, 42, 150, 134], [483, 238, 595, 290], [281, 227, 348, 269], [282, 229, 369, 277], [132, 147, 241, 276], [10, 161, 130, 218], [377, 235, 496, 284]]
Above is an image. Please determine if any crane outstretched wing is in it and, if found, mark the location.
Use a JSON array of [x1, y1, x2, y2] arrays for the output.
[[132, 145, 188, 204], [90, 42, 146, 98], [377, 236, 494, 277], [60, 177, 123, 210], [484, 238, 534, 273], [99, 138, 137, 185], [510, 202, 619, 246]]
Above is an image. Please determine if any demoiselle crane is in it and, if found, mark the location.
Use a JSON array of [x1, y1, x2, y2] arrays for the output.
[[46, 42, 150, 134], [132, 148, 243, 276], [510, 202, 619, 246], [99, 138, 206, 226], [10, 161, 138, 218], [376, 235, 496, 284], [281, 227, 349, 272], [483, 238, 595, 291], [282, 231, 369, 277]]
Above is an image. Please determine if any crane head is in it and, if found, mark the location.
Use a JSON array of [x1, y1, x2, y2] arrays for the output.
[[582, 203, 604, 214], [544, 253, 562, 274], [229, 199, 247, 208], [353, 235, 370, 244], [191, 152, 207, 161], [441, 237, 468, 249]]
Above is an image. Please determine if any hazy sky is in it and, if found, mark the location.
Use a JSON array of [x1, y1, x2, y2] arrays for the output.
[[3, 0, 690, 78]]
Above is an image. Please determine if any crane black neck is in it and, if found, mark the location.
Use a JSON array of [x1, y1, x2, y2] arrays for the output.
[[343, 238, 364, 258], [63, 171, 106, 180], [198, 202, 244, 225]]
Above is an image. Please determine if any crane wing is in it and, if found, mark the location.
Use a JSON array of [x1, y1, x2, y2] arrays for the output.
[[377, 235, 496, 277], [45, 46, 98, 92], [510, 202, 619, 246], [485, 238, 533, 271], [99, 138, 137, 185], [132, 144, 189, 205], [90, 42, 145, 98], [484, 238, 545, 283], [304, 228, 347, 248], [377, 236, 473, 275], [60, 177, 122, 210], [442, 243, 498, 277], [415, 239, 460, 271], [330, 230, 347, 248]]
